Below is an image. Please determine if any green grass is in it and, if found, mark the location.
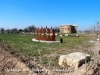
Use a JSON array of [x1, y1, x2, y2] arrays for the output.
[[0, 33, 92, 67]]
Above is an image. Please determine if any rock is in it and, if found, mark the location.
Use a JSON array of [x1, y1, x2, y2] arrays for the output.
[[78, 64, 94, 75], [99, 50, 100, 54], [97, 38, 100, 41], [58, 52, 91, 69], [87, 69, 94, 75]]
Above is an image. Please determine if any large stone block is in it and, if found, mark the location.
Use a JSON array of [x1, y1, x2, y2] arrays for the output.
[[58, 52, 91, 69]]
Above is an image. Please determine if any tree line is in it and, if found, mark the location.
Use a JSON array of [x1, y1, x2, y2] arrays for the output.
[[0, 25, 60, 34]]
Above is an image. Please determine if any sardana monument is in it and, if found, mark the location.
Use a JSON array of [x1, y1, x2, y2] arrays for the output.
[[32, 26, 60, 43]]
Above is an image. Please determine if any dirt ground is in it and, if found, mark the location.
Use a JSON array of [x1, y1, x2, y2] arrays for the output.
[[0, 46, 38, 75], [89, 40, 100, 54], [0, 39, 100, 75]]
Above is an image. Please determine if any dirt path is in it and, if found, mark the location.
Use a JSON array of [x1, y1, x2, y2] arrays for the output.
[[93, 41, 100, 54], [89, 40, 100, 54]]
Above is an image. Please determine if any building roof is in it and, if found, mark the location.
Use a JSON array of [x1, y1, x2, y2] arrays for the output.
[[60, 24, 78, 27]]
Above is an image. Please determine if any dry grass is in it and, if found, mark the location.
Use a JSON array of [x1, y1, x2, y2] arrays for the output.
[[0, 33, 100, 75]]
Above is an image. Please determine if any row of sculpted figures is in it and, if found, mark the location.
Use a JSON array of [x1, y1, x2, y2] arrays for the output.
[[35, 27, 55, 41]]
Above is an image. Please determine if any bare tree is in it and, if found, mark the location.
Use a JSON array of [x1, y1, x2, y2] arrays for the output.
[[54, 26, 60, 33], [24, 25, 36, 33], [95, 21, 100, 36], [18, 29, 23, 33], [89, 21, 100, 36], [0, 28, 5, 33], [6, 29, 10, 33], [10, 28, 19, 34]]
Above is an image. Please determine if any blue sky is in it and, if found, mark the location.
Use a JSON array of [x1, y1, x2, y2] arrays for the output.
[[0, 0, 100, 30]]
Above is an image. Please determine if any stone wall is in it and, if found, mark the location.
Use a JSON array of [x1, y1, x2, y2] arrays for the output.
[[60, 24, 77, 34]]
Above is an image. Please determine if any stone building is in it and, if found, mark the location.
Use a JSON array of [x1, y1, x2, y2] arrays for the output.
[[60, 24, 78, 33]]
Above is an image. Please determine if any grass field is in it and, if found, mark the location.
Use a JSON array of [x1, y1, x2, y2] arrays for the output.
[[0, 33, 93, 67]]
